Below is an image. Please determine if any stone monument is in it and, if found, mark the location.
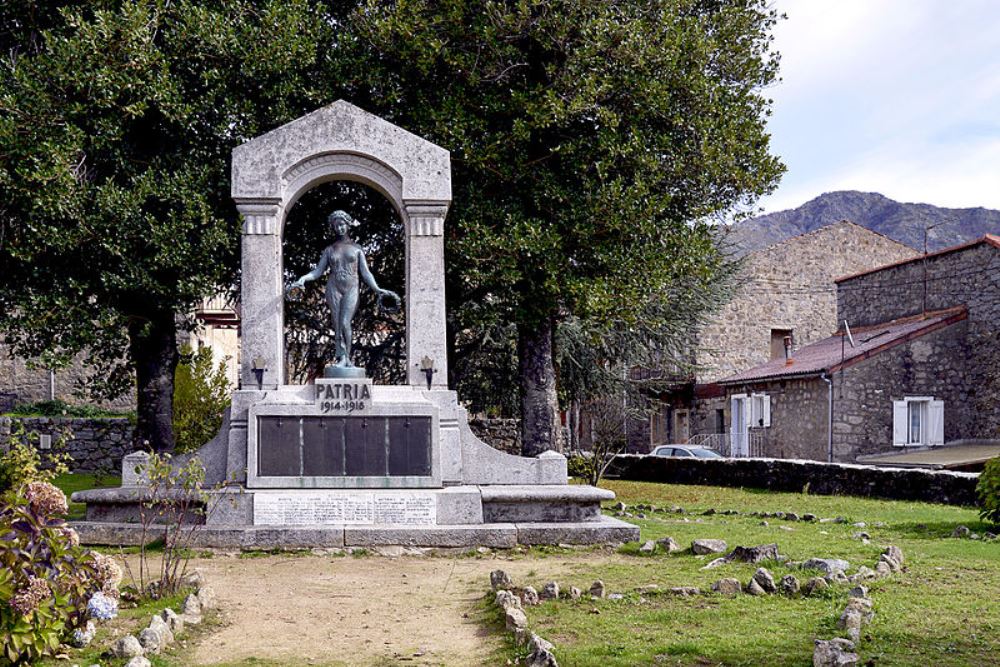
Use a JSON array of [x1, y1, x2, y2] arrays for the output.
[[72, 100, 638, 549]]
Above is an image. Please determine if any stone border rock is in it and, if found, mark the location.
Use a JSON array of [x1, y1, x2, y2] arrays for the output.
[[491, 569, 565, 667], [111, 578, 216, 662]]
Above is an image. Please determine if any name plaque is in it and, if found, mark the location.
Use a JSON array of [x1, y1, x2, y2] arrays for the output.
[[253, 491, 436, 526], [315, 379, 373, 414]]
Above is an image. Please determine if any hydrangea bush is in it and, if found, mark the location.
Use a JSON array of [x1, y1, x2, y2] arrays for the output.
[[0, 482, 107, 663]]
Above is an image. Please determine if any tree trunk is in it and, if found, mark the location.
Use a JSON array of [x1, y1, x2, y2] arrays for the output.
[[128, 312, 179, 453], [518, 317, 563, 456]]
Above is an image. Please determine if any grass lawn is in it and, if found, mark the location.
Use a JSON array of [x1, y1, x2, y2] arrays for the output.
[[54, 472, 121, 521], [498, 480, 999, 667]]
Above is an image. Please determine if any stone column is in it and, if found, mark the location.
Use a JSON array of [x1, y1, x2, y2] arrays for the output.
[[404, 202, 449, 387], [235, 199, 284, 389]]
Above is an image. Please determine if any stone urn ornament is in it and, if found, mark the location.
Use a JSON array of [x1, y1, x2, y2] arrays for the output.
[[289, 209, 400, 378]]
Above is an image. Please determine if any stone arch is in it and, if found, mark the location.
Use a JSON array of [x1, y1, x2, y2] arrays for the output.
[[280, 152, 406, 229], [231, 101, 451, 389]]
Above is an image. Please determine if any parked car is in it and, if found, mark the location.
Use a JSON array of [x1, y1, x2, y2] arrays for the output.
[[651, 445, 724, 459]]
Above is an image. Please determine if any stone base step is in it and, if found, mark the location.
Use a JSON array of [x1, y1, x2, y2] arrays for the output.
[[71, 516, 638, 549]]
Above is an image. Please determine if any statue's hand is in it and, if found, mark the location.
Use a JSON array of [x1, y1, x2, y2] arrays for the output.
[[377, 289, 402, 313]]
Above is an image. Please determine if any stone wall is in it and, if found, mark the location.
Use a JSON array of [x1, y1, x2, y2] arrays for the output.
[[0, 416, 135, 474], [0, 343, 135, 411], [468, 417, 521, 455], [606, 454, 979, 506], [700, 222, 918, 383], [831, 320, 973, 460], [723, 377, 831, 461], [837, 239, 1000, 441]]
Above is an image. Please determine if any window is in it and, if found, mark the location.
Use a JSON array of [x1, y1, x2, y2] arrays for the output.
[[749, 393, 771, 428], [892, 397, 944, 447], [770, 328, 793, 360]]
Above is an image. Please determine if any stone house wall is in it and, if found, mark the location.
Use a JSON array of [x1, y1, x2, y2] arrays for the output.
[[722, 377, 830, 461], [830, 319, 973, 460], [837, 239, 1000, 441], [0, 344, 134, 411], [0, 416, 135, 474], [722, 317, 974, 463], [700, 222, 919, 383]]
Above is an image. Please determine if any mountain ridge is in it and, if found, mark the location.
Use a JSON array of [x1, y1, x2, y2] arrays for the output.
[[728, 191, 1000, 253]]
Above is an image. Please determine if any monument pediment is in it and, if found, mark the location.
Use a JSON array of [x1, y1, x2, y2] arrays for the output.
[[231, 99, 451, 204]]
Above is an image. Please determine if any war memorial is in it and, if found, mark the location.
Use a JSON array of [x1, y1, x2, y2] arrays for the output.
[[72, 101, 638, 549]]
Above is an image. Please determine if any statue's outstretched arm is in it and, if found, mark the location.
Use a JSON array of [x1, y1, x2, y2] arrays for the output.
[[293, 252, 328, 287]]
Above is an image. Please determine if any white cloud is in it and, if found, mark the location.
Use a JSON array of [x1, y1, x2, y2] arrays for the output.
[[758, 0, 1000, 214]]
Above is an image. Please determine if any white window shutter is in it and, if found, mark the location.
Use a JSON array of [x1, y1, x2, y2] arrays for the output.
[[761, 395, 771, 428], [892, 401, 908, 446], [928, 400, 945, 445]]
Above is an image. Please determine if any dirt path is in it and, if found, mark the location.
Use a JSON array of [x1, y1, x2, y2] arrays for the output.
[[180, 551, 605, 666]]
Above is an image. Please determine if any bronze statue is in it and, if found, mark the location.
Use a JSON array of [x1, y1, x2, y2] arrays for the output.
[[290, 210, 399, 375]]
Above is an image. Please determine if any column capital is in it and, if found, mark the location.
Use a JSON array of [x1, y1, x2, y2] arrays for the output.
[[404, 200, 449, 237], [235, 198, 282, 235]]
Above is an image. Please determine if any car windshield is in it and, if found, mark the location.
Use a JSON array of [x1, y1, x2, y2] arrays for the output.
[[691, 448, 722, 458]]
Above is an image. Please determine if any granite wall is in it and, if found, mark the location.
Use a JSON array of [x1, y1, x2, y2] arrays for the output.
[[606, 454, 979, 506], [0, 417, 135, 474], [0, 344, 133, 411], [468, 417, 521, 455], [700, 222, 919, 383], [722, 377, 831, 461], [837, 239, 1000, 441]]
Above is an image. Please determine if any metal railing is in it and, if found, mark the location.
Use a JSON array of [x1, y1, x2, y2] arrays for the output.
[[687, 432, 767, 458]]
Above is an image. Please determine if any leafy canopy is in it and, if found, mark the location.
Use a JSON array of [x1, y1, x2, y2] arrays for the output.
[[340, 0, 784, 407], [0, 0, 332, 398]]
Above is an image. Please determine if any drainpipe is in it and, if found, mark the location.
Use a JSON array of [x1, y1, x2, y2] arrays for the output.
[[820, 372, 833, 462]]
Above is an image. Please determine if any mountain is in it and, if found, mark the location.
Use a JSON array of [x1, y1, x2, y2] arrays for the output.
[[727, 191, 1000, 253]]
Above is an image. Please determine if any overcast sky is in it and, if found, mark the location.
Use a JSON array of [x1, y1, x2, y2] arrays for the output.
[[756, 1, 1000, 215]]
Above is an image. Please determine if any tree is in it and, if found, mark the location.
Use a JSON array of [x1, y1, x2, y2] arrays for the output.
[[0, 1, 333, 450], [337, 0, 784, 454]]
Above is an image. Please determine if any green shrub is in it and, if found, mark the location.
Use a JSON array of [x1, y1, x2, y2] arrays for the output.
[[173, 345, 232, 453], [977, 457, 1000, 525], [4, 399, 132, 419], [0, 482, 103, 663], [0, 422, 71, 496]]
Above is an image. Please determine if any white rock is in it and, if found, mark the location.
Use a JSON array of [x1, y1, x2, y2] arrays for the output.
[[112, 635, 144, 659]]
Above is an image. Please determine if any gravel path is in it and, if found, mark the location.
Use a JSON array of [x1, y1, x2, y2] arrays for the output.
[[179, 550, 600, 666]]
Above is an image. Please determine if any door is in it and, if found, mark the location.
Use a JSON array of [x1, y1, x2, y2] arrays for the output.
[[730, 395, 748, 457], [675, 410, 690, 443]]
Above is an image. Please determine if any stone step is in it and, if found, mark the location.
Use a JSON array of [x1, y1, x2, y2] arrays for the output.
[[71, 515, 638, 549]]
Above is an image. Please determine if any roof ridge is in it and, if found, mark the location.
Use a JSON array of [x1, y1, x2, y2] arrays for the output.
[[837, 234, 1000, 283]]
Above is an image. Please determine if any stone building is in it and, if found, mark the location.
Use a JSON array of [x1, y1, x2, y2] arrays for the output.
[[0, 295, 239, 411], [717, 234, 1000, 463], [638, 221, 919, 451]]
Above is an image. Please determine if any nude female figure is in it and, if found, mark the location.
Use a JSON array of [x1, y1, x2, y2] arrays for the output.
[[291, 210, 399, 368]]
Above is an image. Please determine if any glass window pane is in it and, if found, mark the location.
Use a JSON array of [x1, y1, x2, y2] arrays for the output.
[[908, 401, 922, 444]]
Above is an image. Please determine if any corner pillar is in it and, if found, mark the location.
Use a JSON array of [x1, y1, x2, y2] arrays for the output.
[[404, 202, 449, 387], [236, 199, 284, 389]]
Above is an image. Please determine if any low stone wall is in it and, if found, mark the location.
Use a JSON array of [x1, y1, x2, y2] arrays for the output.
[[605, 455, 980, 506], [0, 416, 135, 474], [468, 417, 521, 455]]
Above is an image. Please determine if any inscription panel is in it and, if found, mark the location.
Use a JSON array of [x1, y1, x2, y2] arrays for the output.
[[258, 415, 432, 478], [253, 492, 436, 526]]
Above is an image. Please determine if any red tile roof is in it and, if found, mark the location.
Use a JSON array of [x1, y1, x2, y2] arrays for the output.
[[718, 307, 968, 385], [835, 234, 1000, 283]]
